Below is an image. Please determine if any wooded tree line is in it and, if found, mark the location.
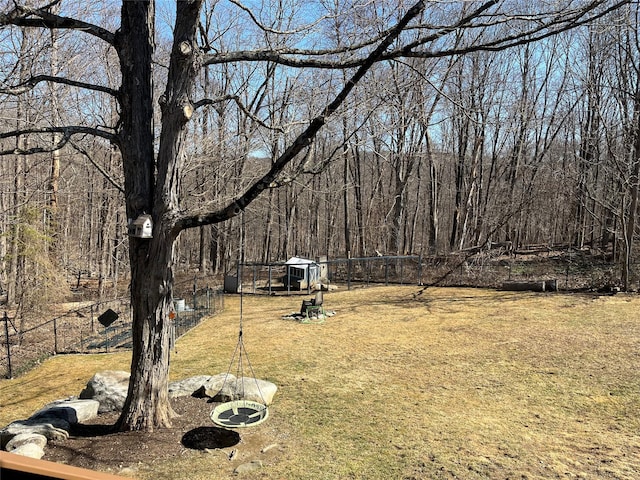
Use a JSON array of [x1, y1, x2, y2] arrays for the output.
[[0, 0, 638, 431], [3, 1, 638, 300]]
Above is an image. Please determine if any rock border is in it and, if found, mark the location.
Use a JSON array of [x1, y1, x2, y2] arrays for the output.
[[1, 371, 277, 460]]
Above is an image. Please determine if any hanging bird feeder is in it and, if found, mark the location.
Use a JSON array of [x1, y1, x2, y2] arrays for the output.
[[128, 214, 153, 239]]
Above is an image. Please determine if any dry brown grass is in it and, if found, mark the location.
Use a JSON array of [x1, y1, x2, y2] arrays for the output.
[[1, 286, 639, 479]]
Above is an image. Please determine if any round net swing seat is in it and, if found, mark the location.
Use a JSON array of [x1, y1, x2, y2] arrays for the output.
[[210, 400, 269, 428]]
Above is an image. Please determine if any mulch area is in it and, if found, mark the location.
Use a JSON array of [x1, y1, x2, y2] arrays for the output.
[[43, 395, 266, 475]]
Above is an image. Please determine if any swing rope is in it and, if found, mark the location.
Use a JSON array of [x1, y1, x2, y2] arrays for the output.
[[220, 211, 265, 401], [211, 212, 269, 428]]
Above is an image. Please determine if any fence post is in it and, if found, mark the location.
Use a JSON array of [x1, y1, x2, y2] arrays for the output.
[[3, 312, 12, 379], [53, 318, 58, 354], [385, 258, 389, 285], [193, 275, 197, 310], [253, 265, 257, 294]]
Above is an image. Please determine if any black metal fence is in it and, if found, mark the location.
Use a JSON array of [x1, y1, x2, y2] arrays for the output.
[[3, 249, 636, 378], [325, 250, 636, 292], [325, 255, 422, 289], [233, 249, 638, 294], [1, 288, 224, 379], [418, 249, 638, 291], [232, 255, 423, 294]]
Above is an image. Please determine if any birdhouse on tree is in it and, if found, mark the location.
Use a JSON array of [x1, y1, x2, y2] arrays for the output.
[[128, 214, 153, 238]]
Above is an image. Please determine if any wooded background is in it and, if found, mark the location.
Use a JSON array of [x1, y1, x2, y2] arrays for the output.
[[1, 1, 639, 316]]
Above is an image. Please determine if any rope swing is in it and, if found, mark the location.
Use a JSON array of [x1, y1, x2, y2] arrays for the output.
[[211, 212, 269, 428]]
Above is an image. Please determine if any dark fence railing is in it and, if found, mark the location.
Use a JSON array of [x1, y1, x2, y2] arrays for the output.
[[418, 249, 637, 291], [232, 249, 638, 294], [232, 255, 423, 294], [3, 248, 637, 378], [1, 288, 224, 379]]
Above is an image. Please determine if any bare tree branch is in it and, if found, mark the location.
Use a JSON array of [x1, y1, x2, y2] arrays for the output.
[[201, 1, 495, 68], [202, 2, 500, 66], [175, 0, 428, 231], [401, 0, 631, 59], [226, 0, 334, 35], [0, 74, 118, 97], [204, 0, 628, 69], [0, 3, 115, 45], [69, 141, 124, 194], [0, 126, 117, 155], [194, 94, 285, 132]]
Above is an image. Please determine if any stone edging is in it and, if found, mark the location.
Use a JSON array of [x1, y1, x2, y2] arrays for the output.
[[1, 371, 278, 461]]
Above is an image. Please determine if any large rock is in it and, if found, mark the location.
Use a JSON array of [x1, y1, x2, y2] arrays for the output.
[[170, 373, 238, 399], [5, 432, 47, 452], [236, 377, 277, 405], [199, 374, 277, 405], [5, 432, 48, 450], [31, 398, 99, 424], [79, 370, 130, 413], [1, 420, 69, 449], [9, 441, 45, 459], [198, 373, 236, 400], [0, 400, 99, 452], [168, 375, 212, 398]]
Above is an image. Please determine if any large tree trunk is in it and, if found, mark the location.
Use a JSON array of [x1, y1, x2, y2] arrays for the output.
[[427, 141, 439, 253], [115, 0, 175, 431], [117, 0, 203, 431], [119, 232, 177, 430], [47, 17, 62, 257]]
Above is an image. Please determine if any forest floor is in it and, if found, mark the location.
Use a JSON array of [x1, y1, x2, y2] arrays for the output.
[[2, 285, 639, 479]]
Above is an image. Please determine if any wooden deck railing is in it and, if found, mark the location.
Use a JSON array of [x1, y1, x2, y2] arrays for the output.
[[0, 451, 129, 480]]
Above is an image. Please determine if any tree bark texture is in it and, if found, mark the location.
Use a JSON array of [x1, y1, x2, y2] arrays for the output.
[[115, 0, 179, 431], [116, 0, 206, 430]]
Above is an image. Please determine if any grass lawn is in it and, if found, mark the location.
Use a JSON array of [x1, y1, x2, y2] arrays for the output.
[[1, 286, 639, 479]]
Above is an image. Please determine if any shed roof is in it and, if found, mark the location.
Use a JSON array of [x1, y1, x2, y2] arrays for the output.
[[285, 256, 317, 266]]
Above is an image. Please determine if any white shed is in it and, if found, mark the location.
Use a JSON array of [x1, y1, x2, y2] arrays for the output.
[[283, 257, 320, 290]]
